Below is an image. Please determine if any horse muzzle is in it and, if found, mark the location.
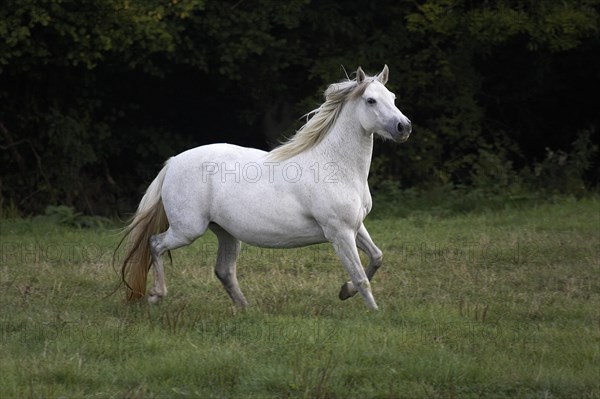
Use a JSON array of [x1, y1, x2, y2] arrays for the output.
[[395, 133, 411, 143], [393, 120, 412, 143]]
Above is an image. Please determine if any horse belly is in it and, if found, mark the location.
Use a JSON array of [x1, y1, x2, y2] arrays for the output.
[[228, 224, 326, 249], [212, 201, 327, 248], [208, 181, 325, 248]]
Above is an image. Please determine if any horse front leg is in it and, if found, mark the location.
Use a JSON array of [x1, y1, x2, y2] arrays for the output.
[[330, 230, 378, 310], [339, 223, 383, 301]]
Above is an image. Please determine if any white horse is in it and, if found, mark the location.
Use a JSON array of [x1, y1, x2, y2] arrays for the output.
[[118, 65, 411, 310]]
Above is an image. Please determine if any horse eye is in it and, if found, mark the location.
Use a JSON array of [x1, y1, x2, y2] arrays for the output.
[[367, 98, 376, 105]]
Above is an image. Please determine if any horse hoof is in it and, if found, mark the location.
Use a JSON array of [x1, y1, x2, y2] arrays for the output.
[[147, 289, 163, 305], [339, 282, 356, 300], [148, 294, 163, 305]]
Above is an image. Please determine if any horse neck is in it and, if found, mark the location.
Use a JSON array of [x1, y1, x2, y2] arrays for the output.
[[306, 102, 374, 184]]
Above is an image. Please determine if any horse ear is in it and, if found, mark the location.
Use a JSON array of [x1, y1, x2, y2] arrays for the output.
[[377, 64, 389, 85], [356, 67, 366, 84]]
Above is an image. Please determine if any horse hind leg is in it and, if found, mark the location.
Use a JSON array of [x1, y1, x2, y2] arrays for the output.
[[210, 225, 249, 308], [148, 226, 204, 304]]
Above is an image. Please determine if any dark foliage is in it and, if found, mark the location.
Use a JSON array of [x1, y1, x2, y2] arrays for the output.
[[1, 0, 598, 215]]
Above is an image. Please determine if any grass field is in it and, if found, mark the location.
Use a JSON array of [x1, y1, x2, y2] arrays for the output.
[[1, 195, 599, 398]]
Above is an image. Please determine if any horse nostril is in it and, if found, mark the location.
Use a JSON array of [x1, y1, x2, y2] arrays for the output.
[[398, 122, 412, 134]]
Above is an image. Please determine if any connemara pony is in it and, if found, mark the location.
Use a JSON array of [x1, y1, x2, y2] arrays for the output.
[[117, 65, 411, 310]]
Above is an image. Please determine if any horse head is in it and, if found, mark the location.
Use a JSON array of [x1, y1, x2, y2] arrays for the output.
[[354, 65, 412, 143]]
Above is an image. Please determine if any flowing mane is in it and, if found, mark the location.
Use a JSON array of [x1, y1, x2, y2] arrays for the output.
[[267, 76, 373, 161]]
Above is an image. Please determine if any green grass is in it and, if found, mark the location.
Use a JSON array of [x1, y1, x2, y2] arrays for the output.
[[1, 196, 599, 398]]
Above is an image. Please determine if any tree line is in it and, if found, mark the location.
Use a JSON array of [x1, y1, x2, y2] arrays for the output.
[[1, 0, 598, 215]]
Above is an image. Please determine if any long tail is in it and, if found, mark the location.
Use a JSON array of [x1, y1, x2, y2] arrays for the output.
[[116, 162, 170, 301]]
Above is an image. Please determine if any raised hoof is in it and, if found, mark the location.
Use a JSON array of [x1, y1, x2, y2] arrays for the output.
[[339, 282, 357, 300], [147, 288, 164, 305]]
